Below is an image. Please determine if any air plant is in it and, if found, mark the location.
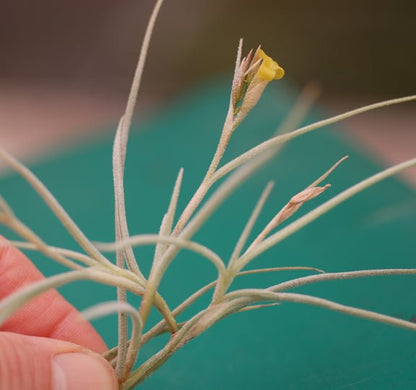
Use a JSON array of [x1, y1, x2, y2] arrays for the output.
[[0, 0, 415, 389]]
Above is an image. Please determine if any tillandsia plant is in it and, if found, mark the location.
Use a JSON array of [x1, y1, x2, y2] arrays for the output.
[[0, 0, 416, 388]]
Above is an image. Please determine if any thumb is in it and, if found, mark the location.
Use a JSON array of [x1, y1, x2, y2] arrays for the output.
[[0, 332, 118, 390]]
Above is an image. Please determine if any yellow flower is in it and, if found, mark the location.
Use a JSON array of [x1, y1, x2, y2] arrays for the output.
[[230, 45, 285, 125], [256, 49, 285, 81]]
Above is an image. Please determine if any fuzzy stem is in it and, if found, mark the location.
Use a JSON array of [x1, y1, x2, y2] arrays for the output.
[[213, 95, 416, 183], [269, 268, 416, 293], [237, 157, 416, 271], [0, 148, 113, 267], [113, 0, 166, 377], [173, 104, 234, 235]]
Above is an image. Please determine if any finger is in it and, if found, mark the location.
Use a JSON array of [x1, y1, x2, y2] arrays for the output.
[[0, 237, 107, 353], [0, 332, 117, 390]]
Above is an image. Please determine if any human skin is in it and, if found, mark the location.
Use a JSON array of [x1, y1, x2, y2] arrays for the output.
[[0, 237, 118, 390]]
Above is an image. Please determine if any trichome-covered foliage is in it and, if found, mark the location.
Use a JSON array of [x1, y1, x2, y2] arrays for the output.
[[0, 0, 415, 388]]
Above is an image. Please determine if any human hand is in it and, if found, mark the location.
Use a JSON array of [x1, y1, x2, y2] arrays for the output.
[[0, 238, 118, 390]]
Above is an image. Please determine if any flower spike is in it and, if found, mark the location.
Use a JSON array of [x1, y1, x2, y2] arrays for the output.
[[231, 45, 285, 124]]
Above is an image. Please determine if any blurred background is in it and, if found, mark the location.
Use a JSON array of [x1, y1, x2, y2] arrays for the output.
[[0, 0, 415, 183]]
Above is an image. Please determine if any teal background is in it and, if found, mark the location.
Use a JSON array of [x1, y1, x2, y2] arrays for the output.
[[1, 80, 416, 389]]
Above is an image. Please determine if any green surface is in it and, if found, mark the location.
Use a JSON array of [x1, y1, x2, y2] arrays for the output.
[[1, 80, 416, 389]]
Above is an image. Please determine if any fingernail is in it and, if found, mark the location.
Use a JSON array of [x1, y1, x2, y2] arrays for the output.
[[53, 352, 118, 390]]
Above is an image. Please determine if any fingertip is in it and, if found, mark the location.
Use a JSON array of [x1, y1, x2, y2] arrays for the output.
[[0, 332, 118, 390], [53, 352, 118, 390]]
